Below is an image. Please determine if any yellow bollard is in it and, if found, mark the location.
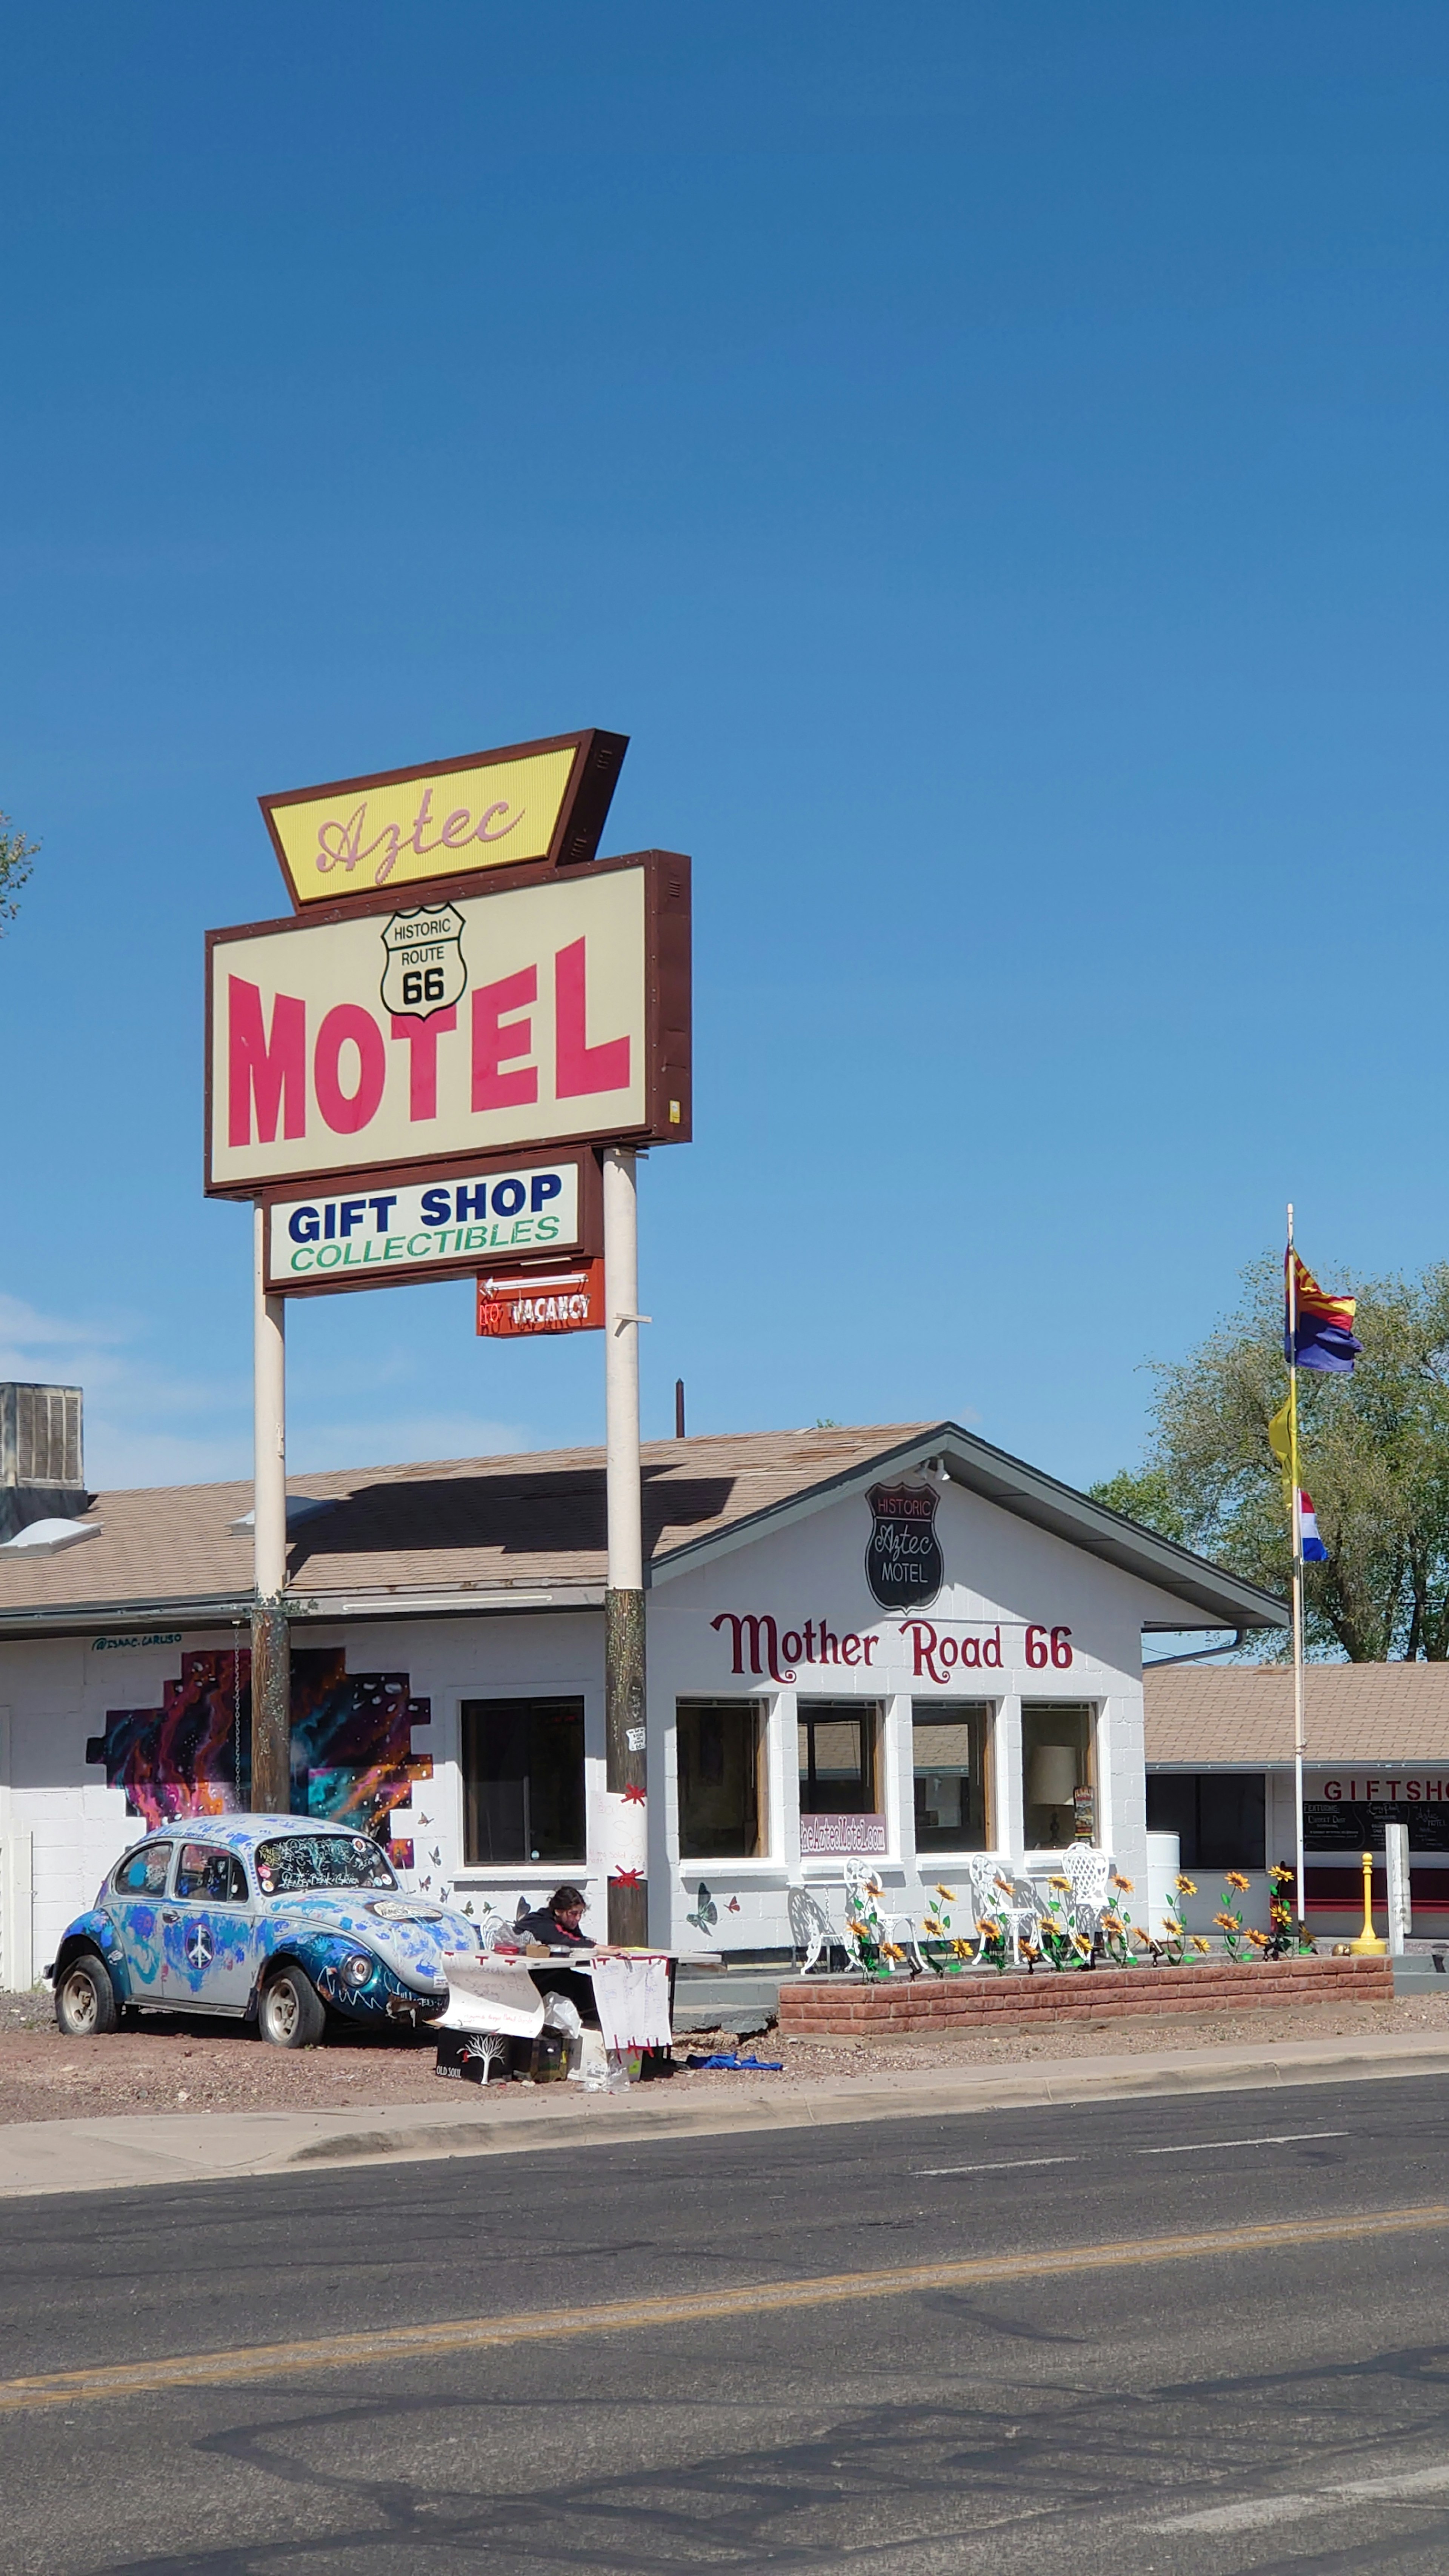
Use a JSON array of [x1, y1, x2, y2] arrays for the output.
[[1350, 1847, 1387, 1954]]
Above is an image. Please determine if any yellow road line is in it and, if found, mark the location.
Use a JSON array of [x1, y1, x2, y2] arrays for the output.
[[4, 2202, 1448, 2414]]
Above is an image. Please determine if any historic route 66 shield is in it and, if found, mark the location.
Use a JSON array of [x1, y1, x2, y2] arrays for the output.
[[379, 905, 468, 1021], [865, 1482, 944, 1610]]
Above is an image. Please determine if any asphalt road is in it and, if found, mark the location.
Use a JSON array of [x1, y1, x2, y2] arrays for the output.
[[7, 2075, 1449, 2573]]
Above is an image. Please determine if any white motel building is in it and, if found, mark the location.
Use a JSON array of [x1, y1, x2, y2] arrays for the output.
[[0, 1412, 1288, 1987]]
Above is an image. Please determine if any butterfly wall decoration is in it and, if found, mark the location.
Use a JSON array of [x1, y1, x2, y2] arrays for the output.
[[686, 1881, 717, 1933]]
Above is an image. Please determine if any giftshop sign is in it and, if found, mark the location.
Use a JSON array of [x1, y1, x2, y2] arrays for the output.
[[206, 851, 691, 1197], [709, 1610, 1075, 1686], [1305, 1772, 1449, 1855], [264, 1149, 601, 1296], [259, 730, 628, 910]]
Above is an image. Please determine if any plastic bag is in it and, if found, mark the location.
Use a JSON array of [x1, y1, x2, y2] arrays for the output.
[[542, 1990, 583, 2076], [568, 2034, 631, 2093], [684, 2052, 783, 2072]]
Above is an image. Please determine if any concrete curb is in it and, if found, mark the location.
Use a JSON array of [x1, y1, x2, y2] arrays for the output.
[[4, 2033, 1449, 2199]]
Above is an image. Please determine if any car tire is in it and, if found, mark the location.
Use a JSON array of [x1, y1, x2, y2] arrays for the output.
[[55, 1952, 118, 2039], [258, 1965, 326, 2050]]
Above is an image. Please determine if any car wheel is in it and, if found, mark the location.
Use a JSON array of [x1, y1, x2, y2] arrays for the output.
[[258, 1965, 326, 2050], [55, 1953, 118, 2038]]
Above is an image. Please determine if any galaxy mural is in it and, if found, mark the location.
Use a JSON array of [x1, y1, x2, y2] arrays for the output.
[[85, 1646, 433, 1850]]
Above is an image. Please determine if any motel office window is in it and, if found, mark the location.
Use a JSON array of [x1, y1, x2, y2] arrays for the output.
[[1146, 1773, 1266, 1872], [1021, 1702, 1095, 1850], [912, 1702, 991, 1855], [798, 1702, 880, 1815], [461, 1698, 585, 1869], [677, 1701, 763, 1859]]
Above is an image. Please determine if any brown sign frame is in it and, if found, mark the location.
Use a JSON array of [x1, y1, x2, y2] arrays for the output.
[[261, 1144, 605, 1298], [258, 728, 629, 915], [204, 849, 692, 1201]]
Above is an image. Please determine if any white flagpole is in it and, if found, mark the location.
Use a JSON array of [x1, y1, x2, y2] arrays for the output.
[[1287, 1203, 1306, 1942]]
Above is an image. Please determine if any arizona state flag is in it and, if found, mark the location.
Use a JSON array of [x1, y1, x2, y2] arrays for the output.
[[1284, 1250, 1361, 1373]]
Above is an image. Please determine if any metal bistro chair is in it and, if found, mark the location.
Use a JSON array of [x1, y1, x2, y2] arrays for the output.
[[842, 1861, 926, 1975], [965, 1852, 1043, 1967], [1054, 1843, 1118, 1954]]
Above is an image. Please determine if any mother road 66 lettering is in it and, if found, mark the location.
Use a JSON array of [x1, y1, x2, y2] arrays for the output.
[[710, 1611, 1073, 1685]]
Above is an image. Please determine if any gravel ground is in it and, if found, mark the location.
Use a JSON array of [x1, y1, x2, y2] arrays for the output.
[[5, 1987, 1449, 2122]]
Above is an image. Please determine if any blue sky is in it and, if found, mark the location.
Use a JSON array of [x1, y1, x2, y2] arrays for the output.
[[2, 3, 1446, 1495]]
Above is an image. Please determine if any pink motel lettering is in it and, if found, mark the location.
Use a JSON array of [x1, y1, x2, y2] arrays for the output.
[[709, 1611, 1073, 1687], [206, 855, 691, 1196]]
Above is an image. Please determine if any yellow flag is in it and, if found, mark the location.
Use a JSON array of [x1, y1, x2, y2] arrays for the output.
[[1267, 1393, 1296, 1511]]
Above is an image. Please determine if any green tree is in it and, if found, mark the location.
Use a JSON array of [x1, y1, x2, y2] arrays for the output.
[[1091, 1255, 1449, 1661], [0, 811, 39, 934]]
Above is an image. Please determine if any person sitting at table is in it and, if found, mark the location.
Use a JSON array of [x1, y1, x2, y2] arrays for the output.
[[509, 1884, 598, 2028], [513, 1884, 592, 1949]]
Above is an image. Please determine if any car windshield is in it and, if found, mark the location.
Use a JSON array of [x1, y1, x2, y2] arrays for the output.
[[254, 1833, 399, 1896]]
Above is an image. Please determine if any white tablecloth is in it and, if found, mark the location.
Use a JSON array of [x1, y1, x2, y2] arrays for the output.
[[589, 1951, 672, 2050]]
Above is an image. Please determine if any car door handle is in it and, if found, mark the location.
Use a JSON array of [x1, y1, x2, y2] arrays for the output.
[[162, 1909, 179, 1923]]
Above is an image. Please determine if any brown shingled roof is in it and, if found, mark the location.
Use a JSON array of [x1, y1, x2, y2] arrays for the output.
[[1145, 1662, 1449, 1766], [0, 1425, 931, 1629]]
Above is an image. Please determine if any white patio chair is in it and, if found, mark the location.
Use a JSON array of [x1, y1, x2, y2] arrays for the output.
[[842, 1862, 925, 1974], [965, 1852, 1043, 1967], [1054, 1843, 1118, 1953]]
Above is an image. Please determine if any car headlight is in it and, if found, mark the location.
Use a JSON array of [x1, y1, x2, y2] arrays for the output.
[[342, 1953, 373, 1987]]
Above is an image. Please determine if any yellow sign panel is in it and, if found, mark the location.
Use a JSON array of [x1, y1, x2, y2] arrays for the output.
[[205, 852, 692, 1196], [260, 730, 626, 910]]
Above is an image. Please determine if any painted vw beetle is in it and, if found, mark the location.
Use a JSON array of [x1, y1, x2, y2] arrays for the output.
[[49, 1815, 482, 2048]]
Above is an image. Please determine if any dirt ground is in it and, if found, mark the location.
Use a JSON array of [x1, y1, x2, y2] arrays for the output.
[[5, 1985, 1449, 2123]]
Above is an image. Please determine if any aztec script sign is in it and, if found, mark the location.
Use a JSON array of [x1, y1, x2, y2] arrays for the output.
[[475, 1258, 605, 1338], [864, 1483, 944, 1611], [259, 731, 628, 910], [206, 852, 691, 1197], [265, 1149, 601, 1296]]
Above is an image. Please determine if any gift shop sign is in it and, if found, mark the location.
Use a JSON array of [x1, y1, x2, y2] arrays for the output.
[[259, 729, 628, 910], [709, 1611, 1075, 1686], [264, 1149, 600, 1296], [206, 852, 691, 1198]]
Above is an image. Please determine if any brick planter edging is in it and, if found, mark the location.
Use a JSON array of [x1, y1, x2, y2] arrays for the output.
[[777, 1953, 1394, 2036]]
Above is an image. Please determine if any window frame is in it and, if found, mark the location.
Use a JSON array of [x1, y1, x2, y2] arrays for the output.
[[1146, 1771, 1267, 1872], [1020, 1701, 1098, 1852], [910, 1699, 994, 1857], [796, 1701, 882, 1818], [460, 1695, 588, 1872], [675, 1698, 766, 1861], [173, 1842, 250, 1905], [110, 1841, 173, 1899]]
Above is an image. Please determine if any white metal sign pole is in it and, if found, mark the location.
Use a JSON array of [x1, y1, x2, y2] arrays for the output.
[[1287, 1201, 1307, 1941], [250, 1201, 290, 1813], [602, 1146, 648, 1945]]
